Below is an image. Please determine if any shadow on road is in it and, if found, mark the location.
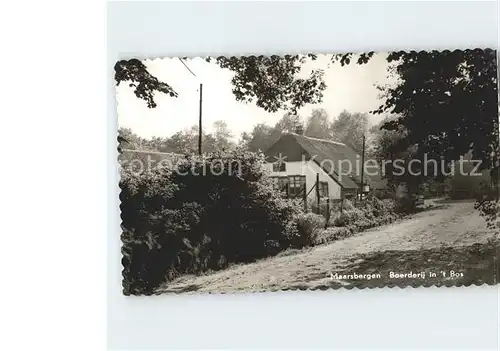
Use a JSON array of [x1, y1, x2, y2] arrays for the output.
[[309, 239, 499, 290]]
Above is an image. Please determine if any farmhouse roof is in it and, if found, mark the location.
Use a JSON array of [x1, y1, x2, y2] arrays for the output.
[[119, 149, 184, 172], [264, 132, 386, 190]]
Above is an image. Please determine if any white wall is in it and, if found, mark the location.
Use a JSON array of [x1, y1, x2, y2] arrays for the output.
[[263, 161, 342, 200]]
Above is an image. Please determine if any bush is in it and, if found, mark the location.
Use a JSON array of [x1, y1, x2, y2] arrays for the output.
[[342, 198, 355, 211], [379, 198, 397, 214], [328, 197, 399, 237], [331, 207, 365, 227], [293, 212, 325, 247], [120, 150, 301, 294], [475, 198, 500, 229]]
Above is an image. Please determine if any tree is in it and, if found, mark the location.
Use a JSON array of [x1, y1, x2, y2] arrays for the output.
[[118, 125, 234, 155], [210, 55, 326, 113], [373, 50, 498, 218], [114, 59, 178, 108], [239, 131, 253, 150], [330, 110, 369, 154], [341, 50, 499, 218], [241, 123, 275, 152], [164, 126, 203, 154], [371, 118, 410, 183], [240, 113, 305, 152], [212, 120, 236, 151], [304, 108, 331, 139], [267, 112, 303, 144], [148, 136, 171, 153], [120, 150, 301, 294], [116, 51, 497, 165], [118, 50, 498, 174], [118, 50, 499, 225], [334, 50, 498, 169], [118, 127, 152, 151], [274, 113, 302, 133], [115, 55, 326, 113], [370, 117, 432, 210]]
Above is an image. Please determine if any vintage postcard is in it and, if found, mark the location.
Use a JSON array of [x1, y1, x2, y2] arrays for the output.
[[115, 49, 499, 295]]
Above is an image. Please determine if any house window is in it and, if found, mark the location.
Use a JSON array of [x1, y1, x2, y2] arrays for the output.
[[288, 176, 306, 197], [272, 161, 286, 172], [271, 175, 305, 197], [319, 181, 329, 198], [271, 176, 289, 193]]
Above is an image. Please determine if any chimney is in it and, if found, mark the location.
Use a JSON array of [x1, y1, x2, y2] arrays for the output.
[[295, 124, 304, 135]]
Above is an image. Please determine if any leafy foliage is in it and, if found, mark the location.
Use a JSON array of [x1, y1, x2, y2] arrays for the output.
[[330, 198, 399, 229], [115, 54, 327, 112], [239, 123, 275, 153], [166, 126, 218, 155], [116, 51, 498, 168], [118, 121, 236, 155], [376, 50, 498, 170], [304, 108, 331, 139], [293, 212, 325, 247], [338, 49, 499, 171], [210, 55, 326, 113], [114, 59, 178, 108], [330, 110, 369, 153], [332, 52, 376, 66], [240, 108, 371, 153], [475, 199, 500, 229], [241, 113, 303, 152], [316, 226, 353, 243], [315, 197, 399, 245], [117, 50, 500, 288], [370, 116, 422, 202], [212, 120, 235, 151]]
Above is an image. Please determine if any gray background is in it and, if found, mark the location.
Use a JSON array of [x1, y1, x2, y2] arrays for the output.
[[108, 1, 499, 349]]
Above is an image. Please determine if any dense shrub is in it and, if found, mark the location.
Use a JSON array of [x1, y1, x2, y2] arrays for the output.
[[120, 150, 301, 295], [293, 212, 325, 247], [330, 200, 365, 227], [379, 198, 397, 214], [326, 197, 399, 241], [315, 226, 353, 244], [475, 198, 500, 229]]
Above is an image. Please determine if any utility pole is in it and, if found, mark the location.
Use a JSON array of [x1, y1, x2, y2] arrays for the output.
[[360, 134, 366, 200], [316, 173, 320, 214], [198, 83, 203, 156], [178, 58, 202, 156]]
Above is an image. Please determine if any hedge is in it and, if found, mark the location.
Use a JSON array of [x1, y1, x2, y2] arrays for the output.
[[317, 197, 399, 245], [120, 150, 303, 295]]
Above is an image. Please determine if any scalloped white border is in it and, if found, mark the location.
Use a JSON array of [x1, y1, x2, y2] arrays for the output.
[[118, 48, 498, 295]]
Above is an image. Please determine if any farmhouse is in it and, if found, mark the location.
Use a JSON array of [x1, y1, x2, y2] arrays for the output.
[[263, 127, 385, 201]]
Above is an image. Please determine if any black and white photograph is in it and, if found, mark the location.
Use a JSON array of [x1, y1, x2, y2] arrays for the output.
[[116, 49, 499, 295]]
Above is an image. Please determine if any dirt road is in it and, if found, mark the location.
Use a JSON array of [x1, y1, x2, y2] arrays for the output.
[[157, 200, 498, 293]]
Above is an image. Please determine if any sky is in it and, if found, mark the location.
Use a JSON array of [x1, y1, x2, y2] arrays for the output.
[[116, 53, 397, 141]]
